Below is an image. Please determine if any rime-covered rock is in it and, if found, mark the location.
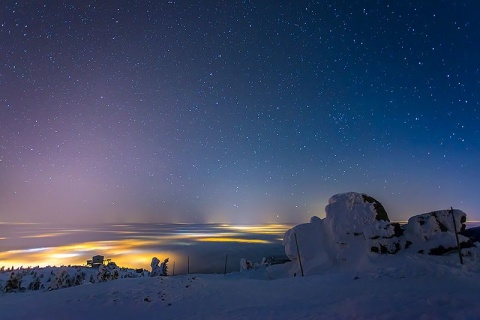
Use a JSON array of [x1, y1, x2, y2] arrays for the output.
[[282, 216, 332, 276], [282, 193, 476, 276], [406, 209, 466, 236], [324, 192, 390, 239], [283, 216, 326, 261], [405, 209, 473, 255], [324, 192, 402, 259], [282, 193, 400, 275]]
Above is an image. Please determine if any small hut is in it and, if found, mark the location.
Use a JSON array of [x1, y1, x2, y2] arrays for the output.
[[87, 255, 104, 268]]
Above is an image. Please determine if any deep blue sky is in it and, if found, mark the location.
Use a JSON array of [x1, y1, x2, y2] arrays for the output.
[[1, 1, 479, 224]]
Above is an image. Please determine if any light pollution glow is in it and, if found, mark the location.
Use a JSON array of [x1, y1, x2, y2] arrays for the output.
[[0, 224, 292, 271]]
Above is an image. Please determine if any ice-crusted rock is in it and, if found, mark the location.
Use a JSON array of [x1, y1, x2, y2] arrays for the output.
[[283, 216, 325, 261], [406, 209, 466, 236], [282, 192, 476, 276], [282, 192, 401, 275], [282, 216, 333, 276], [324, 193, 396, 241], [324, 192, 403, 257], [325, 192, 390, 237], [405, 209, 473, 255]]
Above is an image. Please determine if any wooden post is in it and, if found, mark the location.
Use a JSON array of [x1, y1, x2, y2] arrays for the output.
[[294, 232, 304, 277], [187, 256, 190, 274], [224, 254, 228, 275], [450, 207, 464, 265], [172, 261, 175, 276]]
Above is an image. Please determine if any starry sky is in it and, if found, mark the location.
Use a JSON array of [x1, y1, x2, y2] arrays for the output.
[[1, 1, 479, 224]]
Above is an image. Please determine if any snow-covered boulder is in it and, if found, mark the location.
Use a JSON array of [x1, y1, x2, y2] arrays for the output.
[[282, 192, 402, 275], [325, 192, 390, 238], [406, 209, 466, 236], [405, 209, 472, 255], [283, 193, 395, 258], [281, 193, 476, 276], [283, 216, 325, 261], [323, 192, 405, 258], [282, 216, 333, 275]]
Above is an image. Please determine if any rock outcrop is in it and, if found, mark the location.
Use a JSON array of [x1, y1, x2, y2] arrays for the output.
[[283, 192, 402, 275], [282, 192, 476, 276], [405, 210, 473, 255]]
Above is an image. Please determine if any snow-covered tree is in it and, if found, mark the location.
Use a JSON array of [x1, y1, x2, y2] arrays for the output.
[[4, 272, 22, 292], [150, 257, 169, 276], [97, 262, 120, 282], [49, 269, 72, 290], [160, 258, 169, 276], [28, 276, 42, 291]]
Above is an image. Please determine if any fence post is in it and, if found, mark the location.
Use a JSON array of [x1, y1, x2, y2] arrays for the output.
[[187, 256, 190, 274], [294, 232, 304, 276], [172, 261, 175, 276], [450, 207, 463, 265], [224, 254, 228, 275]]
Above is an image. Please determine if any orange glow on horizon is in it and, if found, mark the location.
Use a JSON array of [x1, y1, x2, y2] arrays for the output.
[[0, 238, 175, 270], [0, 223, 292, 270]]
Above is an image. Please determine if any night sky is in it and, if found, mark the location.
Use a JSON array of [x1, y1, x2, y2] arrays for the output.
[[1, 1, 479, 224]]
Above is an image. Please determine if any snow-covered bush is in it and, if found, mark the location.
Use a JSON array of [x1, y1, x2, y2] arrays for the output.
[[240, 258, 253, 272], [240, 257, 272, 272]]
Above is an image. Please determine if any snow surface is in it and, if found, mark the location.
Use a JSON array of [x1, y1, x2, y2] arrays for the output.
[[1, 253, 480, 319]]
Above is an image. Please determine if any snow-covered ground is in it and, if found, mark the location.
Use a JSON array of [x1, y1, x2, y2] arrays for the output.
[[2, 193, 479, 319], [1, 252, 479, 319]]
